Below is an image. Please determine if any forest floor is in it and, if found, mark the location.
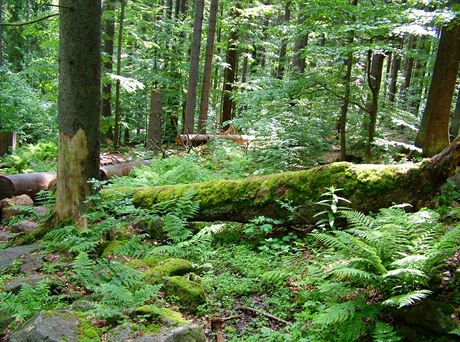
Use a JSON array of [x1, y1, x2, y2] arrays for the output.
[[0, 142, 459, 341]]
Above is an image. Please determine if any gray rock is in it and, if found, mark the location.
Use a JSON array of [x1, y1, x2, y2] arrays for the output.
[[1, 274, 44, 292], [10, 221, 39, 233], [0, 195, 34, 209], [0, 230, 10, 241], [133, 324, 206, 342], [402, 299, 457, 334], [34, 206, 49, 217], [106, 323, 141, 342], [20, 251, 44, 273], [9, 311, 79, 342], [0, 243, 40, 272]]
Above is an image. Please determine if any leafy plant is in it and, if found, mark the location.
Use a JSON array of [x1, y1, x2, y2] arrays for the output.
[[313, 186, 351, 230]]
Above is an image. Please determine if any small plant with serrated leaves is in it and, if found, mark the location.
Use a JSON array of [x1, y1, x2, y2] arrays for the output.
[[313, 186, 351, 230]]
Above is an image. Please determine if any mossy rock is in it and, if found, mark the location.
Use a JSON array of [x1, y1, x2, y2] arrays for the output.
[[126, 256, 165, 269], [163, 276, 206, 313], [101, 240, 128, 258], [78, 317, 101, 342], [145, 258, 193, 284], [137, 305, 187, 325]]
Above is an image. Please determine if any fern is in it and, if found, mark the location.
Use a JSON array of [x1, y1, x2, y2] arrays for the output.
[[373, 321, 402, 342], [313, 301, 356, 325], [73, 252, 97, 288], [382, 289, 432, 308]]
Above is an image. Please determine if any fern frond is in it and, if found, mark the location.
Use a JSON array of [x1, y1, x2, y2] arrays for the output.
[[384, 268, 427, 279], [390, 255, 427, 267], [313, 301, 356, 325], [373, 321, 402, 342], [382, 289, 432, 308], [331, 267, 379, 283], [341, 210, 375, 230]]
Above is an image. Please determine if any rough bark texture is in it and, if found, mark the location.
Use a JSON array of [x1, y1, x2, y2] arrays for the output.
[[101, 0, 115, 129], [276, 1, 291, 79], [183, 0, 204, 134], [57, 0, 101, 222], [0, 0, 3, 67], [198, 0, 218, 134], [415, 24, 460, 156], [400, 34, 416, 99], [147, 89, 162, 148], [103, 140, 460, 223], [365, 51, 385, 162], [388, 38, 402, 103], [221, 10, 239, 130]]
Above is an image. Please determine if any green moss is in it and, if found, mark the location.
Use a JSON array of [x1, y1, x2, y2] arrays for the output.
[[101, 240, 128, 258], [137, 305, 187, 325], [126, 256, 164, 269], [145, 258, 193, 284], [78, 318, 101, 342], [164, 276, 206, 313]]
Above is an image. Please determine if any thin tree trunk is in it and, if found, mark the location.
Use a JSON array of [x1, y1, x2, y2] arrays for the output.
[[113, 0, 126, 149], [400, 34, 416, 102], [339, 0, 358, 160], [388, 38, 403, 103], [241, 53, 248, 83], [183, 0, 205, 134], [101, 0, 115, 142], [365, 51, 385, 162], [56, 0, 101, 222], [276, 0, 291, 79], [415, 24, 460, 156], [147, 89, 163, 148], [449, 85, 460, 140], [0, 0, 3, 67], [221, 8, 239, 131], [198, 0, 218, 134], [166, 0, 173, 19]]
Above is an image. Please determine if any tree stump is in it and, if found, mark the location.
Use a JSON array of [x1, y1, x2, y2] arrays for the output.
[[0, 131, 16, 156]]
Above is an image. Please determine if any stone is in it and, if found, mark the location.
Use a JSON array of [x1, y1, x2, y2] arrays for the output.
[[0, 230, 10, 241], [137, 305, 187, 325], [1, 274, 44, 292], [145, 258, 193, 284], [9, 311, 79, 342], [0, 243, 40, 272], [163, 276, 206, 313], [0, 195, 34, 209], [10, 220, 39, 233], [34, 206, 49, 217], [402, 300, 458, 334], [133, 324, 206, 342], [20, 251, 44, 272], [106, 323, 142, 342]]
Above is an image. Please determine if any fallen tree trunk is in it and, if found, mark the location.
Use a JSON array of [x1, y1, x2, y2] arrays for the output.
[[0, 160, 152, 200], [0, 172, 56, 200], [103, 140, 460, 223], [176, 134, 258, 146]]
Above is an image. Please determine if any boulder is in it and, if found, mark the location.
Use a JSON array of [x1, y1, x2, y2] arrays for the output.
[[0, 243, 41, 272], [133, 324, 206, 342], [137, 305, 187, 325], [163, 276, 206, 313], [10, 220, 39, 233], [9, 311, 79, 342], [0, 195, 34, 209], [19, 251, 44, 272], [1, 274, 44, 292], [145, 258, 193, 284], [106, 323, 142, 341], [34, 206, 49, 218]]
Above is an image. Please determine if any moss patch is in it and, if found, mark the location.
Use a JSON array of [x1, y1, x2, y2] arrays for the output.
[[163, 276, 206, 313], [145, 258, 193, 284], [78, 318, 100, 342], [137, 305, 187, 325], [101, 240, 128, 258]]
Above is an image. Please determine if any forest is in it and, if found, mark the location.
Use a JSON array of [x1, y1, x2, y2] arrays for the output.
[[0, 0, 459, 341]]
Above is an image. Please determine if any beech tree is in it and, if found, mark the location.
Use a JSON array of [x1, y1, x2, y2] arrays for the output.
[[56, 0, 101, 222]]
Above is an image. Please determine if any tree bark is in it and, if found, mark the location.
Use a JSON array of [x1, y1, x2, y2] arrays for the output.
[[339, 0, 358, 160], [388, 38, 403, 103], [103, 140, 460, 223], [183, 0, 204, 134], [276, 0, 291, 79], [101, 0, 116, 141], [0, 0, 3, 67], [415, 24, 460, 156], [365, 51, 385, 162], [400, 34, 416, 101], [56, 0, 101, 222], [221, 8, 240, 131], [147, 89, 162, 148], [198, 0, 218, 134], [0, 131, 16, 156], [113, 0, 126, 149]]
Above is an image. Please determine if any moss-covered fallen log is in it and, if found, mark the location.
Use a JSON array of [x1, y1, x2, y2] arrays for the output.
[[103, 140, 460, 223]]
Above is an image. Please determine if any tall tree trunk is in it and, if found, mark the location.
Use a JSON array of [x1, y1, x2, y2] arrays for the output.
[[415, 24, 460, 156], [56, 0, 101, 222], [101, 0, 115, 142], [339, 0, 358, 160], [0, 0, 3, 67], [113, 0, 126, 149], [166, 0, 173, 19], [147, 89, 162, 148], [400, 34, 416, 102], [276, 0, 291, 79], [198, 0, 218, 134], [221, 9, 239, 131], [241, 52, 248, 83], [292, 8, 308, 76], [388, 38, 403, 103], [449, 85, 460, 140], [365, 51, 385, 162], [183, 0, 204, 134]]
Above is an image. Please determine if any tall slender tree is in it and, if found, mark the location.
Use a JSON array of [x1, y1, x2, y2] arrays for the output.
[[0, 0, 3, 67], [449, 85, 460, 139], [183, 0, 205, 134], [56, 0, 101, 222], [415, 23, 460, 156], [198, 0, 219, 133], [113, 0, 126, 148], [276, 0, 291, 79]]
